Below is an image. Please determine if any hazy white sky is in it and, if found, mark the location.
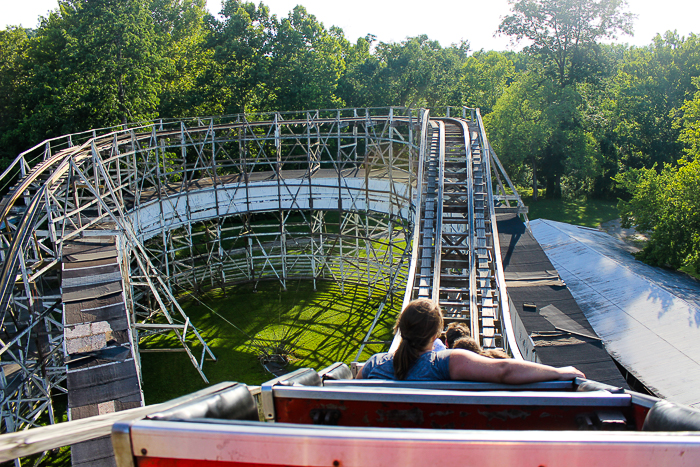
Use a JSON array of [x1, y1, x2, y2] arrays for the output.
[[2, 0, 698, 51]]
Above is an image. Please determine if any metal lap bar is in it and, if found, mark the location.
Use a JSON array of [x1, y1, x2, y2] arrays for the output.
[[123, 419, 700, 467], [271, 385, 631, 407], [322, 379, 575, 392]]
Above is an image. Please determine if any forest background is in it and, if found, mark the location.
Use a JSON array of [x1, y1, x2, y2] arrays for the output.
[[1, 0, 700, 271]]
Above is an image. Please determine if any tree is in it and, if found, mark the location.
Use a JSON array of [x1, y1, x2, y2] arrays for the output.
[[18, 10, 73, 141], [677, 77, 700, 161], [336, 35, 378, 107], [202, 0, 274, 114], [615, 159, 700, 270], [152, 0, 213, 118], [460, 50, 516, 114], [422, 41, 470, 110], [371, 35, 443, 108], [486, 70, 551, 198], [20, 0, 163, 137], [487, 64, 604, 200], [498, 0, 634, 88], [612, 33, 700, 170], [495, 0, 633, 199], [62, 0, 162, 126], [338, 35, 467, 109], [269, 6, 346, 111], [0, 27, 30, 165]]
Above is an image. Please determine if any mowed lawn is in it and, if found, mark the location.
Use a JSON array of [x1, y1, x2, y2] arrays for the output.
[[140, 280, 399, 404], [523, 196, 619, 227]]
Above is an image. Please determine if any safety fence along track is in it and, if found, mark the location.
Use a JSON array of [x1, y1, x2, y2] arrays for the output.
[[0, 107, 527, 462]]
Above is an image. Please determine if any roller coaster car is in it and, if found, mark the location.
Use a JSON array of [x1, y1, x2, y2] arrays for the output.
[[112, 363, 700, 467]]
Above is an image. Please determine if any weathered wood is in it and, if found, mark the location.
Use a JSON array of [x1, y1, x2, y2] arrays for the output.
[[0, 382, 244, 463], [0, 403, 161, 463]]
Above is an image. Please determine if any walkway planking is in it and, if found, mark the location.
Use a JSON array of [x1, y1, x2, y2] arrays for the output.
[[62, 236, 143, 466]]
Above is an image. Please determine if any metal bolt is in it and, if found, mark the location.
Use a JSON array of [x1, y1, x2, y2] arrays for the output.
[[333, 461, 340, 467], [141, 448, 148, 456]]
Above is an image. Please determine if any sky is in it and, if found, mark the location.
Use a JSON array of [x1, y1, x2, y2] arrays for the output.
[[2, 0, 698, 52]]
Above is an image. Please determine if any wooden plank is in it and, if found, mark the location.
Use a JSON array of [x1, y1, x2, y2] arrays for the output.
[[63, 250, 118, 263], [0, 404, 161, 463], [62, 271, 122, 289], [71, 435, 116, 466], [64, 294, 123, 313], [65, 303, 127, 326], [62, 264, 120, 279], [62, 281, 122, 302], [62, 257, 119, 270]]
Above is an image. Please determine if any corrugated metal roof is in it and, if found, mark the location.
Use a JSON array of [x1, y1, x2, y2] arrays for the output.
[[497, 214, 628, 388], [530, 219, 700, 408]]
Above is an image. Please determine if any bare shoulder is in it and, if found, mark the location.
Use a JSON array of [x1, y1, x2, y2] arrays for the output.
[[448, 348, 510, 382], [449, 348, 491, 362]]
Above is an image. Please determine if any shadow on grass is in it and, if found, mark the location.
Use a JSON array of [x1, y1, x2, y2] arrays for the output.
[[140, 280, 399, 404]]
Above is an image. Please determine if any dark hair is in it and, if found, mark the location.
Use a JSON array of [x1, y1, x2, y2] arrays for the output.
[[452, 336, 482, 353], [445, 322, 470, 348], [481, 348, 509, 359], [394, 299, 443, 380]]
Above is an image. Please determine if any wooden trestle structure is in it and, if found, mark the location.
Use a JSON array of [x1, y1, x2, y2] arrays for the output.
[[0, 107, 527, 464]]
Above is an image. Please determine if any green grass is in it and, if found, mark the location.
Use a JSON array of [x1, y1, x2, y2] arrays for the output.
[[140, 280, 399, 404], [523, 196, 619, 228], [679, 265, 700, 281]]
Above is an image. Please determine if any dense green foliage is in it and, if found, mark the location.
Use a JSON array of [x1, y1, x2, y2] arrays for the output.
[[0, 0, 695, 196], [2, 0, 700, 267], [616, 159, 700, 270]]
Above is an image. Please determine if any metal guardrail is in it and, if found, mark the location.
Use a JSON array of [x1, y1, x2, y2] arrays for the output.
[[474, 108, 523, 359]]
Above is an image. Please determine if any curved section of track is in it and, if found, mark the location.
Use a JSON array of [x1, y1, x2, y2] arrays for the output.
[[0, 107, 527, 440]]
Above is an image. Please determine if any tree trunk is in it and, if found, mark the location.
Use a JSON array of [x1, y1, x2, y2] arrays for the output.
[[545, 174, 562, 199], [531, 155, 538, 202]]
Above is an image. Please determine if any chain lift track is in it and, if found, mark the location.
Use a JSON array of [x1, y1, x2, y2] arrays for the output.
[[0, 107, 527, 443], [402, 109, 527, 355]]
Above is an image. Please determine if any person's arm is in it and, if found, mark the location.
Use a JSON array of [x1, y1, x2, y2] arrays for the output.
[[448, 349, 585, 384], [355, 358, 372, 379]]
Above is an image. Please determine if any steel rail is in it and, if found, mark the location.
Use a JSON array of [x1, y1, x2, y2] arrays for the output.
[[431, 121, 446, 303], [473, 109, 523, 360]]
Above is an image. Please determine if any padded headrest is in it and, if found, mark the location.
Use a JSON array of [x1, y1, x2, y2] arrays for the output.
[[147, 383, 258, 421], [319, 362, 353, 382], [642, 400, 700, 431], [277, 368, 322, 387]]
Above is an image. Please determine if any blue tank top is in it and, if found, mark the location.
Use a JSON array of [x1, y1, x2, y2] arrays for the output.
[[362, 350, 452, 380]]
